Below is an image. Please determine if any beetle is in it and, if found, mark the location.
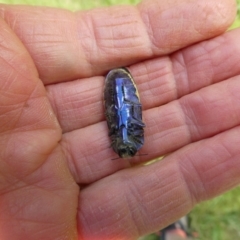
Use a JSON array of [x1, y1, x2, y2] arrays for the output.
[[104, 67, 145, 158]]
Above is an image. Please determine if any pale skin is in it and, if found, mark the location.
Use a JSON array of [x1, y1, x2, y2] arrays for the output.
[[0, 0, 239, 239]]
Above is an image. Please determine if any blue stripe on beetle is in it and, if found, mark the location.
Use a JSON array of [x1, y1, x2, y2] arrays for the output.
[[104, 67, 145, 158]]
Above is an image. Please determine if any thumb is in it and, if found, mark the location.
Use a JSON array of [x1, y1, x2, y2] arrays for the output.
[[0, 17, 78, 240], [0, 16, 60, 178]]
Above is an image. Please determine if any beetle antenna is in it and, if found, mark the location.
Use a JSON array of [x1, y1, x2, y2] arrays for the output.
[[111, 153, 148, 160]]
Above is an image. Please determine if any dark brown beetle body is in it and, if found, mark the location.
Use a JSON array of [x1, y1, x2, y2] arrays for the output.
[[104, 68, 145, 158]]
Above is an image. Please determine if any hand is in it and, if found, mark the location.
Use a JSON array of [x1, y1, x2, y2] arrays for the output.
[[0, 0, 239, 239]]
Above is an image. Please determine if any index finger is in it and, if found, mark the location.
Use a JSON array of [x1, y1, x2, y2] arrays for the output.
[[0, 0, 236, 84]]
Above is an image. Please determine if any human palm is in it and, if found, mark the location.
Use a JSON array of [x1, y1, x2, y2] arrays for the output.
[[0, 0, 240, 239]]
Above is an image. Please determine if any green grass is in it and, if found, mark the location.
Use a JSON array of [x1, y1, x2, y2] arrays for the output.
[[1, 0, 240, 239], [231, 0, 240, 29], [0, 0, 140, 10], [190, 187, 240, 240]]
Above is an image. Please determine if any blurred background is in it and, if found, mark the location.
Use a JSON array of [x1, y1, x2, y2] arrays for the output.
[[0, 0, 240, 239]]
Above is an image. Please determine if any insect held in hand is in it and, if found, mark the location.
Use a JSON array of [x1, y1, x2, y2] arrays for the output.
[[104, 67, 145, 158]]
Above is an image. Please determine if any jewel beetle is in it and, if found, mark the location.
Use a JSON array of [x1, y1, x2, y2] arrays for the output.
[[104, 67, 145, 158]]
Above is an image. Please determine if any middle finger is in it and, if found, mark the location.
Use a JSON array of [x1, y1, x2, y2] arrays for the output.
[[47, 29, 240, 133], [62, 74, 240, 184]]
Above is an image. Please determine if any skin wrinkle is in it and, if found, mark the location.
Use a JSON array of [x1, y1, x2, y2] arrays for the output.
[[119, 184, 141, 238], [0, 107, 22, 135], [31, 14, 80, 81], [81, 11, 99, 71], [67, 93, 98, 109], [13, 221, 70, 240], [59, 137, 84, 184], [177, 154, 203, 204], [179, 88, 223, 140], [0, 47, 38, 96], [4, 193, 41, 220], [119, 164, 191, 236], [210, 1, 236, 25], [173, 50, 191, 98], [200, 33, 237, 83], [101, 209, 130, 235], [209, 31, 239, 80], [15, 100, 54, 132], [77, 147, 105, 182], [3, 130, 49, 168], [62, 122, 118, 182], [151, 184, 185, 212], [142, 1, 192, 52], [205, 164, 234, 188], [81, 161, 114, 184], [0, 177, 29, 197], [24, 224, 60, 239], [93, 7, 143, 52], [4, 185, 58, 218], [0, 87, 30, 100], [26, 38, 70, 46], [80, 5, 153, 76], [188, 44, 214, 89], [137, 1, 154, 48], [0, 39, 13, 53], [0, 169, 52, 197], [144, 116, 182, 155], [6, 9, 27, 34], [147, 185, 183, 214], [146, 64, 172, 97], [45, 87, 60, 129], [202, 140, 233, 174], [228, 82, 240, 123], [154, 103, 186, 138], [0, 102, 24, 118], [162, 57, 178, 101], [1, 80, 37, 105], [127, 179, 147, 231], [110, 24, 141, 50], [175, 126, 240, 203], [138, 0, 161, 52], [80, 188, 128, 236], [130, 172, 179, 232], [154, 104, 178, 130], [135, 57, 178, 107], [3, 199, 31, 221], [196, 147, 235, 198], [75, 13, 97, 75], [15, 136, 58, 177], [0, 57, 32, 89], [171, 53, 189, 98], [102, 9, 138, 54], [0, 69, 15, 91], [81, 154, 109, 179], [181, 78, 240, 139], [178, 97, 201, 142]]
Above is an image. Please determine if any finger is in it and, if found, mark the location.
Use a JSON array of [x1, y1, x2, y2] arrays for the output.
[[47, 76, 104, 133], [47, 28, 240, 133], [0, 18, 59, 174], [77, 126, 240, 239], [62, 75, 240, 184], [0, 0, 236, 84], [0, 18, 77, 240]]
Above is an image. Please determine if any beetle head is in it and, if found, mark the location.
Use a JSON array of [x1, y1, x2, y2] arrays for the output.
[[116, 142, 137, 158]]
